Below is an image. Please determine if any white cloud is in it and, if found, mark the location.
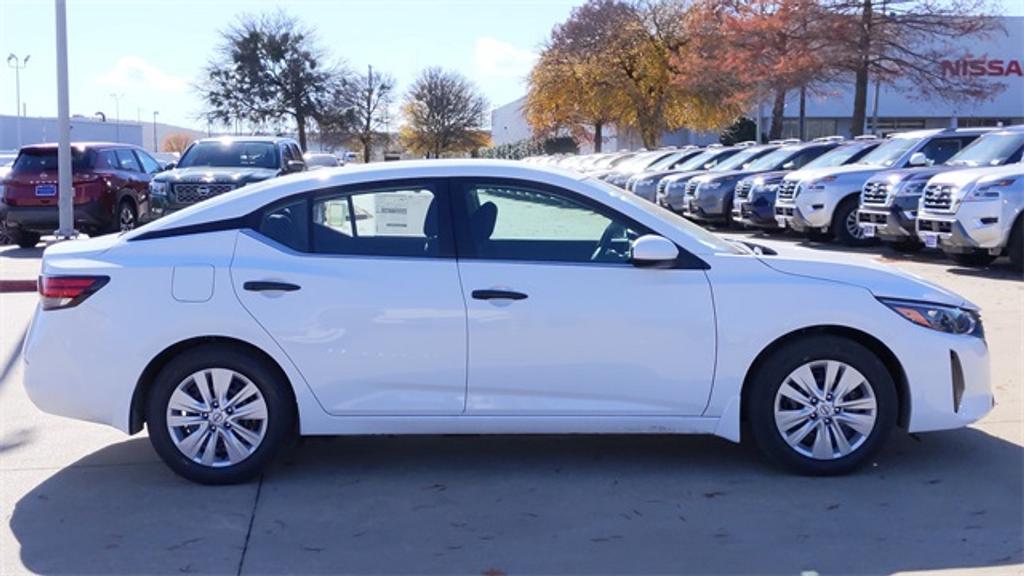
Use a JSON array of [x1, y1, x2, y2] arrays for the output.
[[474, 37, 537, 78], [94, 56, 189, 93]]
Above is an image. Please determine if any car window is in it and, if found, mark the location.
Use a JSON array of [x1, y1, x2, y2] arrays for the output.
[[456, 181, 646, 264], [135, 150, 162, 174], [259, 198, 309, 251], [919, 138, 965, 165], [115, 149, 142, 172], [290, 144, 304, 163], [93, 150, 118, 170], [786, 145, 832, 169], [311, 185, 441, 258]]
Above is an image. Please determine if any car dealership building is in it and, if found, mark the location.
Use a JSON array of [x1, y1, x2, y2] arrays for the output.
[[492, 16, 1024, 151]]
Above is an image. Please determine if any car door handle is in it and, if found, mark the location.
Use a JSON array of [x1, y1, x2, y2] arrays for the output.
[[243, 281, 301, 292], [472, 289, 528, 301]]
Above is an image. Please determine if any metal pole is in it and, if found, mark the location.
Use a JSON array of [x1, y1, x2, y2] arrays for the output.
[[110, 93, 123, 142], [152, 110, 159, 152], [55, 0, 75, 239], [754, 86, 763, 144], [7, 54, 29, 147]]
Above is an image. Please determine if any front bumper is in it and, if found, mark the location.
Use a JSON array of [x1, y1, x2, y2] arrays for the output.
[[734, 192, 779, 228], [916, 200, 1008, 254], [774, 189, 832, 232], [857, 195, 919, 241], [658, 180, 693, 212], [3, 200, 112, 234], [684, 187, 733, 221]]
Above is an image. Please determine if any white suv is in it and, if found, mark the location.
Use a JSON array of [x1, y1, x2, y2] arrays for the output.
[[775, 130, 987, 245], [916, 163, 1024, 269]]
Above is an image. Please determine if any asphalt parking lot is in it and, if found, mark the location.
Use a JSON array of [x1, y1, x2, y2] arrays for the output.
[[0, 234, 1021, 575]]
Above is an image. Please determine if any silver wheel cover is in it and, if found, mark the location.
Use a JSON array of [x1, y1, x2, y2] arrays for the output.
[[166, 368, 269, 467], [773, 360, 878, 460]]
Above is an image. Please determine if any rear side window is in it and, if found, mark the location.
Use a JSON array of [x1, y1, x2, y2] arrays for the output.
[[11, 148, 91, 173], [115, 149, 142, 172], [259, 198, 309, 252], [94, 150, 118, 170], [312, 185, 441, 258]]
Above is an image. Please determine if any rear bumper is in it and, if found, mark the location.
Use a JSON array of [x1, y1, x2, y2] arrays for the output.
[[3, 200, 111, 233]]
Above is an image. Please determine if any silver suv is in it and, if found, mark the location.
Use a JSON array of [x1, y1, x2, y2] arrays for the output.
[[774, 129, 988, 245]]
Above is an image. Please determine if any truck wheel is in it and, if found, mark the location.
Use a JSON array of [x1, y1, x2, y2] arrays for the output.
[[10, 230, 41, 249], [748, 334, 897, 475], [833, 197, 876, 247], [1008, 218, 1022, 272], [110, 199, 138, 233], [950, 251, 997, 268]]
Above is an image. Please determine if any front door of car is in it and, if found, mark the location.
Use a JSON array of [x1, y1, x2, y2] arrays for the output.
[[230, 179, 468, 415], [451, 178, 717, 416]]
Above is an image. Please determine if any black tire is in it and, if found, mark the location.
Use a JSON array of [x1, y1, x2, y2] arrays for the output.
[[112, 198, 138, 233], [145, 344, 296, 485], [10, 230, 40, 249], [950, 251, 997, 268], [748, 335, 897, 475], [833, 197, 876, 247], [0, 221, 10, 245], [806, 228, 833, 242], [886, 239, 924, 253], [1008, 217, 1022, 272]]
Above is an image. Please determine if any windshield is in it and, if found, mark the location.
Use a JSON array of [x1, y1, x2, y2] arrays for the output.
[[803, 144, 868, 169], [744, 147, 800, 171], [946, 132, 1024, 167], [674, 150, 721, 171], [178, 141, 280, 169], [857, 137, 920, 167], [618, 151, 671, 172], [712, 147, 773, 172], [649, 150, 699, 171], [586, 177, 744, 254]]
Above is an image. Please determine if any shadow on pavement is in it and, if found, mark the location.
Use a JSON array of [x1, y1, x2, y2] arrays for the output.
[[10, 429, 1023, 574]]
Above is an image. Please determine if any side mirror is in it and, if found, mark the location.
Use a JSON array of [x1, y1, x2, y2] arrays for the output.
[[908, 152, 930, 167], [630, 234, 679, 267], [781, 161, 795, 170], [161, 162, 176, 171], [286, 160, 306, 173]]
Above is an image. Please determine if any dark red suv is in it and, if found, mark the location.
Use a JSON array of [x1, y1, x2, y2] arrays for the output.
[[1, 142, 164, 248]]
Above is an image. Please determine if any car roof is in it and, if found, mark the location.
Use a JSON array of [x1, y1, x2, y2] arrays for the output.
[[19, 142, 140, 152], [193, 136, 299, 145]]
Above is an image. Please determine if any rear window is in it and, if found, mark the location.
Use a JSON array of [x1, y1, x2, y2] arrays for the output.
[[11, 148, 92, 174]]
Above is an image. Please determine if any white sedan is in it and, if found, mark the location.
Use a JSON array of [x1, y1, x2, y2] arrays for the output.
[[23, 160, 992, 484]]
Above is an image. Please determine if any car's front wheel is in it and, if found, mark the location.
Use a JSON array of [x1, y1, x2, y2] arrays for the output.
[[10, 230, 40, 249], [145, 345, 295, 484], [749, 335, 897, 475]]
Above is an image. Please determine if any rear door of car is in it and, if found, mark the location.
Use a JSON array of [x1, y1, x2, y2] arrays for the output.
[[231, 178, 469, 415]]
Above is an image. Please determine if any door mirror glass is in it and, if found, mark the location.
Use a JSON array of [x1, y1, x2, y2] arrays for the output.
[[286, 160, 306, 173], [908, 152, 930, 167], [631, 235, 678, 266], [161, 162, 176, 171]]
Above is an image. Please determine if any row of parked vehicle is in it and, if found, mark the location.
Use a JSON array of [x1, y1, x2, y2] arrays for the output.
[[525, 125, 1024, 270], [0, 136, 349, 249]]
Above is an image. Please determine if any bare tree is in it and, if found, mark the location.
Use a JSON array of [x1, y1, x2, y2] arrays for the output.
[[400, 68, 488, 158], [320, 65, 395, 162]]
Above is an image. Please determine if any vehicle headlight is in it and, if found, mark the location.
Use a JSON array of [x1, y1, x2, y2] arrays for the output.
[[963, 178, 1014, 202], [150, 181, 168, 197], [809, 175, 837, 191], [895, 180, 926, 197], [704, 181, 724, 190], [879, 298, 982, 337], [765, 183, 779, 193]]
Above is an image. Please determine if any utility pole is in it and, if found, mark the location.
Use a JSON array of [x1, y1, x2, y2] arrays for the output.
[[55, 0, 75, 239], [110, 93, 123, 142], [6, 53, 30, 148], [152, 110, 159, 152]]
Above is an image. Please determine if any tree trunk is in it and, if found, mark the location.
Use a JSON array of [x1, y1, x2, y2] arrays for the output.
[[362, 137, 372, 163], [593, 122, 603, 153], [850, 0, 873, 137], [769, 88, 786, 141], [296, 112, 308, 150]]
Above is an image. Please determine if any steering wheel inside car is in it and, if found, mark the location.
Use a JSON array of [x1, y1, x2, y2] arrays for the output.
[[591, 221, 636, 262]]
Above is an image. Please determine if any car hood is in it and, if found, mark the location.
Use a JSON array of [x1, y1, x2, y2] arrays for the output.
[[741, 170, 788, 185], [759, 253, 974, 309], [869, 165, 952, 185], [153, 166, 280, 184], [786, 164, 881, 183], [662, 170, 706, 183], [927, 163, 1024, 188]]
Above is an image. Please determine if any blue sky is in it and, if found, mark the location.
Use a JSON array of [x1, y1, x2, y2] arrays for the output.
[[1, 0, 585, 130], [2, 0, 1021, 132]]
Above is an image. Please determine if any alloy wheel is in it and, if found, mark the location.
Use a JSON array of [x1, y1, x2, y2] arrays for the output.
[[845, 210, 864, 240], [773, 360, 878, 460], [119, 204, 136, 231], [166, 368, 269, 467]]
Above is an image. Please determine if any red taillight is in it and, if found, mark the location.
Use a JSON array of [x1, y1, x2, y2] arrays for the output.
[[38, 275, 109, 310]]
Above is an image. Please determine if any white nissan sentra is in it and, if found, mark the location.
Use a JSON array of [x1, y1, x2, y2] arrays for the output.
[[23, 160, 992, 484]]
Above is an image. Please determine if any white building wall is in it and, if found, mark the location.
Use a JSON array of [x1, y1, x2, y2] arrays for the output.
[[0, 115, 143, 150]]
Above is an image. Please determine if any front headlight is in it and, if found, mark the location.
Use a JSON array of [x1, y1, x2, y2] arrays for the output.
[[963, 178, 1014, 202], [809, 175, 838, 191], [704, 181, 724, 190], [895, 180, 926, 197], [150, 181, 168, 197], [879, 298, 982, 337]]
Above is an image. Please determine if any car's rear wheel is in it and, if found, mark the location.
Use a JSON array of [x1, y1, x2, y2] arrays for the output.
[[749, 335, 897, 475], [950, 251, 997, 268], [145, 345, 295, 484], [115, 199, 137, 233], [10, 230, 40, 249]]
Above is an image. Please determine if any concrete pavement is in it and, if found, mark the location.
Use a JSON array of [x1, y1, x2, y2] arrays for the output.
[[0, 236, 1021, 575]]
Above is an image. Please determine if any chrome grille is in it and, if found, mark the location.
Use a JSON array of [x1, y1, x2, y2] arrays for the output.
[[173, 183, 237, 204], [685, 180, 700, 197], [861, 181, 891, 205], [656, 178, 670, 196], [922, 183, 955, 211], [735, 180, 753, 199], [777, 180, 799, 201]]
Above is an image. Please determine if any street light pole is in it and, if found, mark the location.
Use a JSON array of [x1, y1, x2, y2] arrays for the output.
[[152, 110, 159, 152], [55, 0, 75, 239], [110, 93, 123, 142], [6, 53, 30, 148]]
